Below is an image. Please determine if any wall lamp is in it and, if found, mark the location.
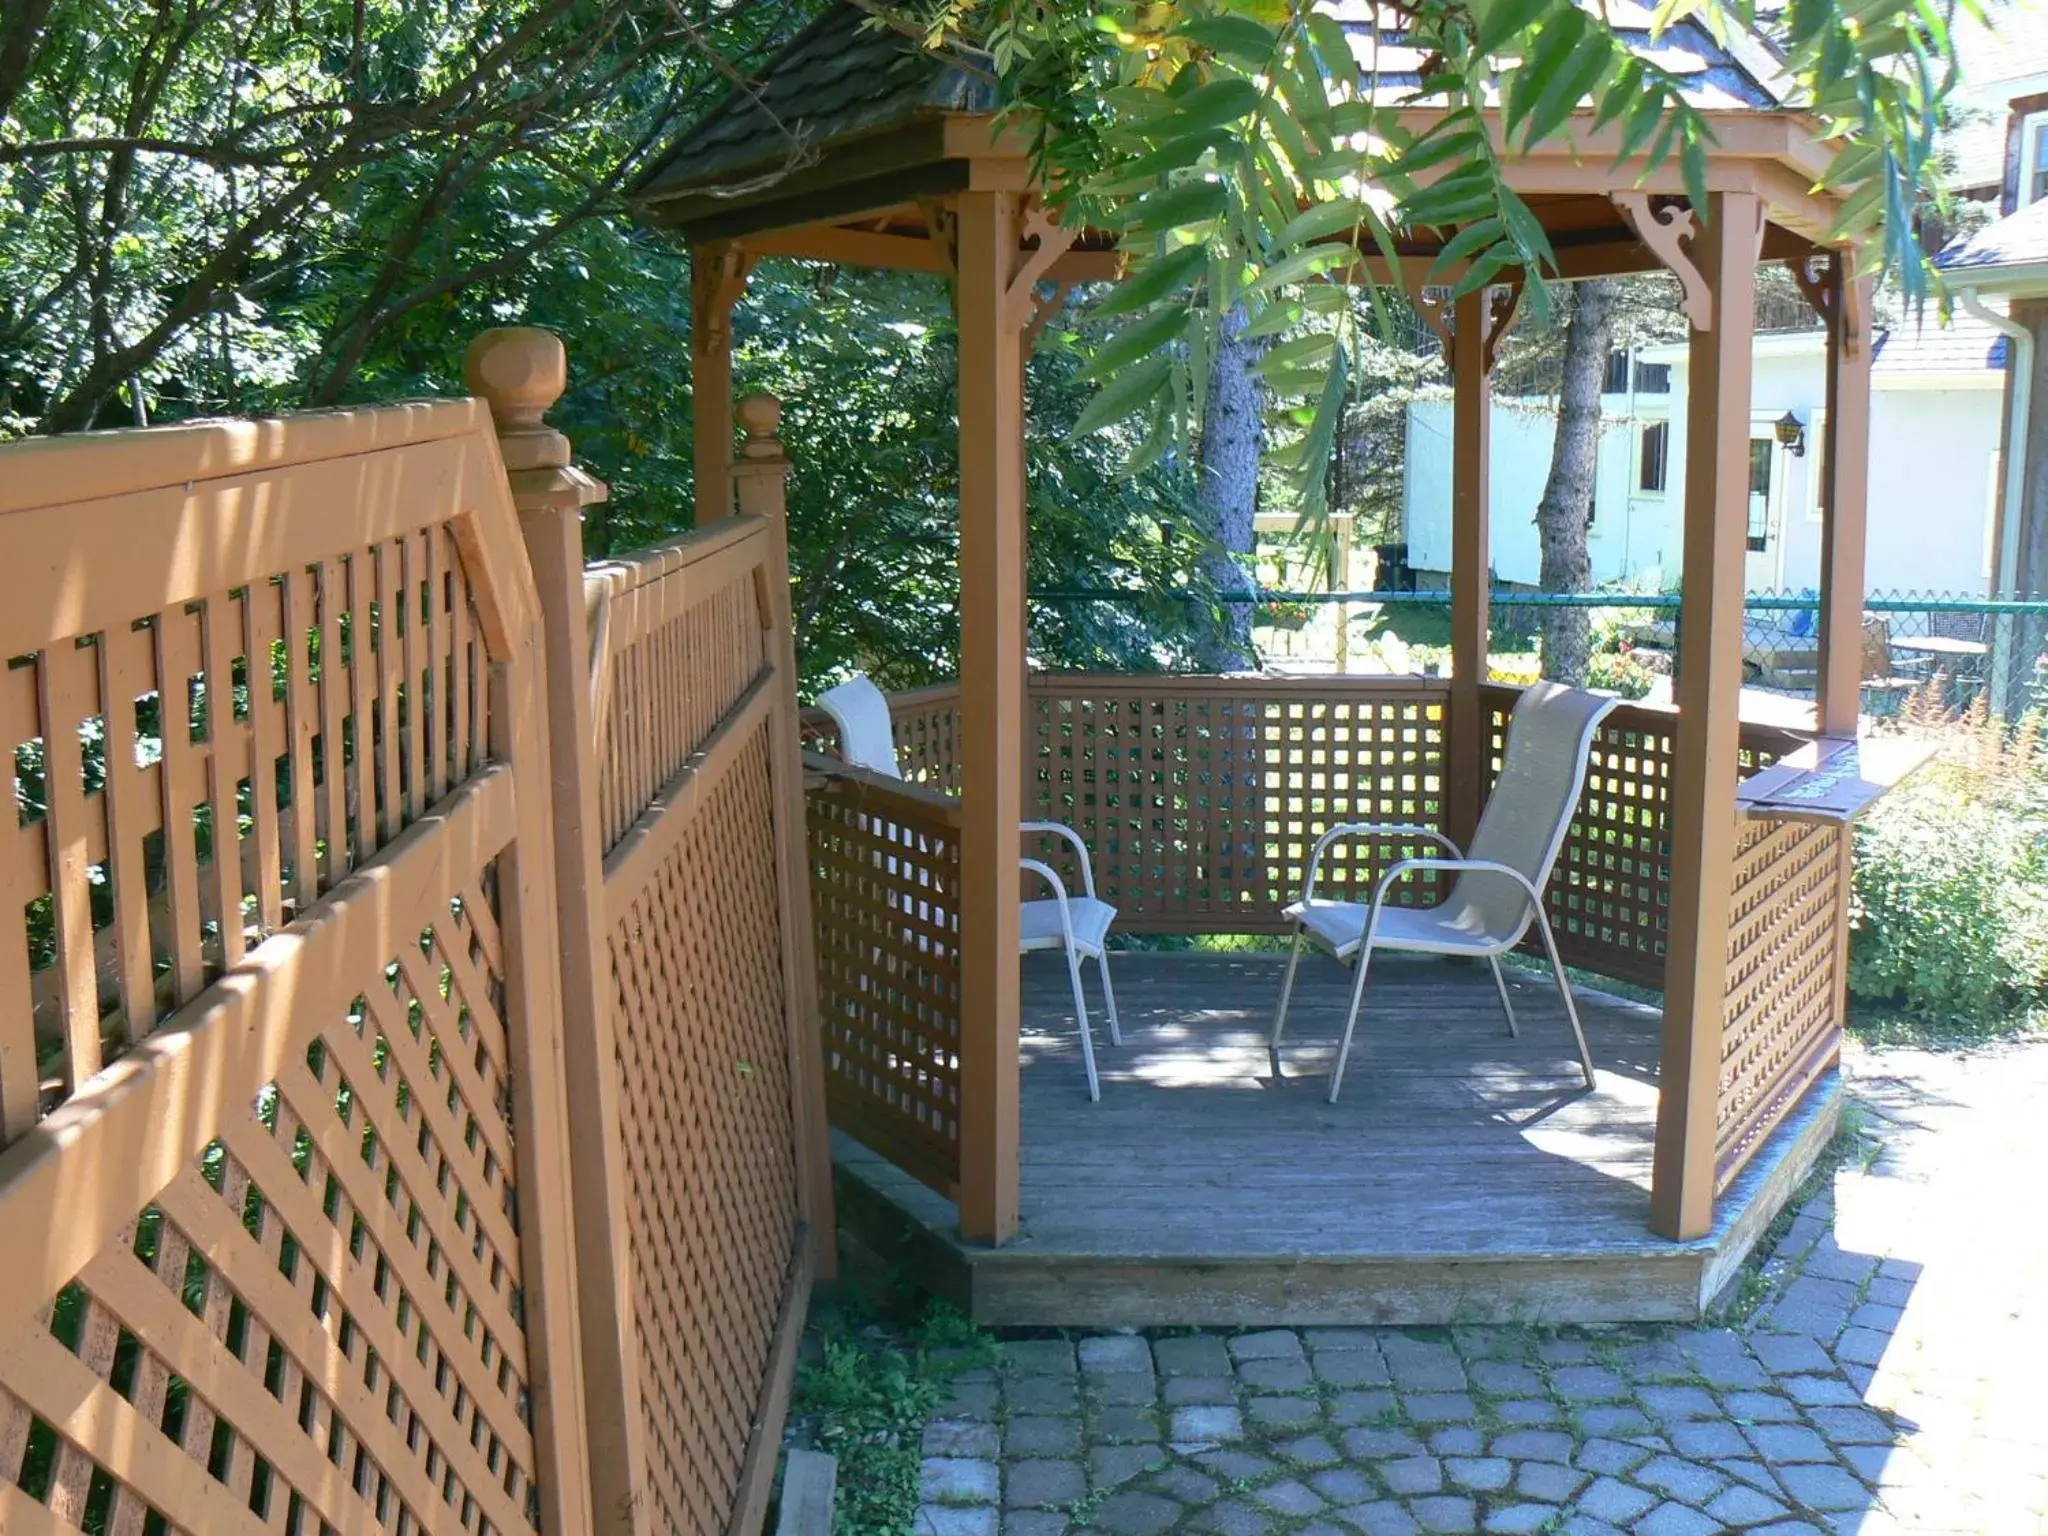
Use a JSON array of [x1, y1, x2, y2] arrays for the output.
[[1774, 410, 1807, 457]]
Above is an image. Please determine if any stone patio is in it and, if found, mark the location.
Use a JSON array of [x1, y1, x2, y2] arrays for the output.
[[911, 1038, 2048, 1535]]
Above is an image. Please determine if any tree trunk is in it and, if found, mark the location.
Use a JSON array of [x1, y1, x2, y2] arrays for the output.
[[1193, 306, 1265, 671], [1534, 280, 1617, 685]]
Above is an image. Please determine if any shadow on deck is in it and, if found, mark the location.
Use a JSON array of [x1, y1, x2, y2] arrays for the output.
[[834, 952, 1840, 1327]]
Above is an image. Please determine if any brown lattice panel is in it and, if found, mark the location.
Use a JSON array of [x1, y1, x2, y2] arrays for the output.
[[1024, 675, 1449, 933], [592, 526, 769, 851], [0, 863, 544, 1536], [1716, 816, 1847, 1188], [607, 722, 802, 1536], [807, 764, 963, 1196], [0, 528, 487, 1139]]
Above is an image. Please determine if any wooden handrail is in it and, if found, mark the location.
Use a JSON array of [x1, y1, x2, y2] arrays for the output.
[[802, 750, 964, 829]]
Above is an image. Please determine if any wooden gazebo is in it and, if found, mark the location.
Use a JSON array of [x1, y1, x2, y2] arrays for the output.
[[633, 2, 1890, 1322]]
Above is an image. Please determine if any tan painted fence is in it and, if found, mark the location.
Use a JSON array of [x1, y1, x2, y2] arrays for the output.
[[0, 401, 594, 1536], [0, 337, 833, 1536]]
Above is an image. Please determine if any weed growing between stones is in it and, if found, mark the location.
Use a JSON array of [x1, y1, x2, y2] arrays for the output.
[[792, 1294, 1001, 1536]]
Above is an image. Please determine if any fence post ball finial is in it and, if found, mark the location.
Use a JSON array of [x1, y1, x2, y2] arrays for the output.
[[465, 327, 567, 433], [738, 392, 783, 457]]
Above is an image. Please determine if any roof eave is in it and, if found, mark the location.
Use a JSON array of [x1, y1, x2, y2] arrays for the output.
[[1949, 261, 2048, 297]]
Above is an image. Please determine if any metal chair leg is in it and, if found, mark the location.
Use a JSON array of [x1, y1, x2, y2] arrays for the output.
[[1534, 909, 1597, 1089], [1488, 956, 1520, 1037], [1327, 940, 1377, 1104], [1067, 945, 1102, 1101], [1095, 948, 1123, 1047], [1269, 927, 1305, 1079]]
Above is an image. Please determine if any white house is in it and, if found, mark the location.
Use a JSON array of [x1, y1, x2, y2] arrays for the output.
[[1402, 311, 2010, 595]]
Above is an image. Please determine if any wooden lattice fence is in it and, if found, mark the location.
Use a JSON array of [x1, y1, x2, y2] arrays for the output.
[[1716, 816, 1849, 1189], [806, 761, 965, 1197], [0, 402, 593, 1536], [0, 345, 836, 1536]]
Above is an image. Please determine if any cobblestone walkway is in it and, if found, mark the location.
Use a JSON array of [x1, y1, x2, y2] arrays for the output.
[[914, 1040, 2048, 1535]]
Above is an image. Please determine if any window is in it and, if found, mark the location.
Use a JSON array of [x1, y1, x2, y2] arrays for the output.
[[1638, 422, 1669, 493], [1747, 438, 1774, 551], [1603, 351, 1631, 393], [2022, 110, 2048, 207], [1632, 361, 1672, 394]]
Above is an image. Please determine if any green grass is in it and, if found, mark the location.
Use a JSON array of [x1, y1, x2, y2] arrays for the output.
[[792, 1293, 1001, 1536]]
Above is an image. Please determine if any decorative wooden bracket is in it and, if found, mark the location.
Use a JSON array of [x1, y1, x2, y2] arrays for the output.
[[920, 197, 960, 275], [1612, 193, 1712, 331], [1006, 203, 1081, 331], [1025, 281, 1076, 351], [1791, 251, 1868, 359], [1483, 283, 1524, 376], [1403, 278, 1520, 373], [1406, 282, 1455, 360], [697, 244, 758, 346]]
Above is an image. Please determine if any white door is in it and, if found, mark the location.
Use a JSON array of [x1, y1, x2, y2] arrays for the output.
[[1744, 432, 1786, 592]]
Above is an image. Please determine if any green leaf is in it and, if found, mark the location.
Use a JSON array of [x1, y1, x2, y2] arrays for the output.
[[1128, 395, 1177, 475], [1246, 243, 1354, 295], [1116, 127, 1236, 183], [1167, 78, 1265, 133], [1121, 179, 1230, 234], [1614, 86, 1668, 166], [1101, 84, 1174, 120], [1241, 300, 1305, 340], [1273, 197, 1367, 251], [1092, 243, 1210, 319], [1263, 332, 1338, 370], [1521, 17, 1614, 149], [1476, 0, 1558, 57], [1305, 13, 1362, 94], [1427, 216, 1505, 279], [1260, 363, 1333, 398], [1504, 10, 1586, 141], [1385, 126, 1486, 182], [1083, 307, 1195, 381], [1073, 354, 1172, 437], [1177, 15, 1278, 68]]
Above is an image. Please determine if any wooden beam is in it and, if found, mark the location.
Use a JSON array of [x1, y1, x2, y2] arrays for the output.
[[691, 245, 752, 525], [1447, 289, 1492, 853], [954, 189, 1026, 1245], [736, 221, 1122, 283], [1817, 260, 1875, 735], [1652, 191, 1762, 1242]]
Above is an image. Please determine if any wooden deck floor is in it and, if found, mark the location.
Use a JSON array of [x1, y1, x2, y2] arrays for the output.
[[835, 952, 1840, 1327]]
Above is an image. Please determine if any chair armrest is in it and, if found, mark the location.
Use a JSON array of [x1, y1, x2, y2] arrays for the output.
[[1368, 856, 1542, 915], [1022, 820, 1097, 899], [1302, 823, 1463, 902], [1020, 856, 1077, 948]]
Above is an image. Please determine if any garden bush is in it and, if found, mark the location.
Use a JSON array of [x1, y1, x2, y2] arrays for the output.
[[1849, 701, 2048, 1028]]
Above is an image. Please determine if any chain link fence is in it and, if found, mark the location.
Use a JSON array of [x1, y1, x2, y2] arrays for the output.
[[1030, 587, 2048, 722]]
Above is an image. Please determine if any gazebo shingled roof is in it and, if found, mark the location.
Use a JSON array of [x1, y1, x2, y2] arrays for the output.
[[640, 0, 1792, 206], [635, 2, 1882, 1256]]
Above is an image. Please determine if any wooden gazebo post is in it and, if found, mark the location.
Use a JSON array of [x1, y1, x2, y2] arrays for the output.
[[955, 190, 1028, 1243], [1816, 257, 1874, 737], [1448, 290, 1494, 848], [1652, 191, 1761, 1240]]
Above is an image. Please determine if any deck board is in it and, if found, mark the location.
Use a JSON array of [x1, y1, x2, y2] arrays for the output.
[[834, 951, 1840, 1325]]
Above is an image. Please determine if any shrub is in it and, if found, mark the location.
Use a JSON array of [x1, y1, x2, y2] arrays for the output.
[[1587, 646, 1655, 700], [1850, 697, 2048, 1027]]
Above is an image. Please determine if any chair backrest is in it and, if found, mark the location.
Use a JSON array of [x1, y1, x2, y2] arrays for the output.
[[1459, 681, 1620, 943], [817, 673, 903, 778]]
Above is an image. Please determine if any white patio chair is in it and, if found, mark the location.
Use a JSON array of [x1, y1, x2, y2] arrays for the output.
[[1269, 680, 1618, 1104], [817, 674, 1122, 1101]]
